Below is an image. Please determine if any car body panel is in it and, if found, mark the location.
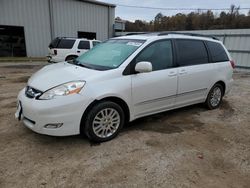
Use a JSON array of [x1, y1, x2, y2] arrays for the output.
[[16, 34, 234, 137]]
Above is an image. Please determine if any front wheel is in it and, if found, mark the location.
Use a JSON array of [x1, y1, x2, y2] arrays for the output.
[[83, 101, 125, 142], [205, 84, 224, 110]]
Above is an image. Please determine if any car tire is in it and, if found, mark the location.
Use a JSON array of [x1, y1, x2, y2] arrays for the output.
[[65, 55, 78, 61], [205, 83, 224, 110], [83, 101, 125, 142]]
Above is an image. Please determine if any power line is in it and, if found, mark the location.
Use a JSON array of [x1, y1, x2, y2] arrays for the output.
[[116, 4, 250, 11]]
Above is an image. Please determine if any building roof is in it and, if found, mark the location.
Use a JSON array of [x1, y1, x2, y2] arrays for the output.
[[79, 0, 116, 7]]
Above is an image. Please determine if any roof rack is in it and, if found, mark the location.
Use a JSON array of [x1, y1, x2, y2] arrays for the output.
[[126, 32, 148, 36], [55, 37, 88, 39], [158, 32, 219, 40]]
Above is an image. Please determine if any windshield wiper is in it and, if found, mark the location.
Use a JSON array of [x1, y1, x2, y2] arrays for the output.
[[68, 59, 87, 67], [68, 59, 112, 71], [76, 63, 92, 69], [67, 59, 78, 65], [73, 60, 97, 70]]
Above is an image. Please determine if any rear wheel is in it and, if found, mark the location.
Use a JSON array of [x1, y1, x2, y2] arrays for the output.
[[83, 101, 125, 142], [205, 83, 223, 110], [65, 55, 78, 61]]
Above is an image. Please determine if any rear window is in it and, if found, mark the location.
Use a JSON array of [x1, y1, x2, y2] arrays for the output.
[[78, 41, 90, 50], [49, 38, 60, 48], [176, 39, 209, 66], [206, 41, 229, 62], [57, 39, 75, 49]]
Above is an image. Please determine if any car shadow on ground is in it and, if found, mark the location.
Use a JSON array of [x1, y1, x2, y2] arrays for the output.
[[123, 103, 207, 135], [22, 100, 233, 146], [24, 103, 206, 146]]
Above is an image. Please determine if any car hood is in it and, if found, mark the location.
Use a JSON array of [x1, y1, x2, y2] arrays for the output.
[[28, 62, 101, 91]]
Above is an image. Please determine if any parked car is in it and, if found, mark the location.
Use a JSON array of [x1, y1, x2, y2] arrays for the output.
[[16, 32, 234, 142], [47, 37, 101, 63]]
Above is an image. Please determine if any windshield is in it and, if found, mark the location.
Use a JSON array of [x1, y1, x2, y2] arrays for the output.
[[76, 39, 145, 70]]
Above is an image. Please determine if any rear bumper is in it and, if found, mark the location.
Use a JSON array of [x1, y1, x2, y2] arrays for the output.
[[47, 56, 55, 63], [225, 78, 233, 95]]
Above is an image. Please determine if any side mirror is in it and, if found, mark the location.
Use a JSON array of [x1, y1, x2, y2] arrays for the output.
[[135, 61, 152, 73]]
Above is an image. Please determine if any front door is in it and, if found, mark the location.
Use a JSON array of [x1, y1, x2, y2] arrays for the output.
[[131, 40, 178, 118]]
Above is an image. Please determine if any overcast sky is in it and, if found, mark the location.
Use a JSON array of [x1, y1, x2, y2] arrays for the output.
[[102, 0, 250, 21]]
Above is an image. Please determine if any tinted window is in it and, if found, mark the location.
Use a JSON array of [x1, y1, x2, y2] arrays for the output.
[[176, 39, 208, 66], [57, 39, 75, 49], [206, 41, 229, 62], [49, 38, 60, 48], [93, 41, 101, 47], [78, 41, 90, 50], [135, 40, 173, 71]]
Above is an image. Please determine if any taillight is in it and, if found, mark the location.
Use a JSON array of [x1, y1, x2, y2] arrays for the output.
[[54, 49, 57, 55], [230, 60, 235, 69]]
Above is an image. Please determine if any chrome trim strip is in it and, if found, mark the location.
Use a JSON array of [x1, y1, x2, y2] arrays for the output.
[[135, 94, 176, 106], [134, 88, 207, 106], [177, 88, 207, 97], [135, 106, 172, 117]]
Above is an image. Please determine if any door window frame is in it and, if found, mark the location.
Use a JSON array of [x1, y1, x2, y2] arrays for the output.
[[204, 40, 229, 63], [123, 39, 177, 75], [78, 40, 90, 50], [173, 38, 211, 67]]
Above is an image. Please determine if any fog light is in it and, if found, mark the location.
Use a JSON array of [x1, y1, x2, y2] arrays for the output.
[[44, 123, 63, 129]]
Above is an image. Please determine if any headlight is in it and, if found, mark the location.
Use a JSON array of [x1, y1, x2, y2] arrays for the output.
[[39, 81, 85, 100]]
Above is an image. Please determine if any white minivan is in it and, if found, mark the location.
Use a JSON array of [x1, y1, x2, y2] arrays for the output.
[[16, 33, 234, 142]]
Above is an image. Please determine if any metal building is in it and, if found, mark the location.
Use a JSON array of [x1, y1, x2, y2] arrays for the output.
[[0, 0, 115, 57]]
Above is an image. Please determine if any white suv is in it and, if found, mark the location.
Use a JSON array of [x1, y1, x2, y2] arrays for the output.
[[16, 33, 234, 142], [47, 37, 101, 63]]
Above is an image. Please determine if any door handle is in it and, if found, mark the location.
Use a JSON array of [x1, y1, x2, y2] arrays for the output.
[[168, 71, 177, 77], [179, 69, 187, 75], [77, 51, 80, 53]]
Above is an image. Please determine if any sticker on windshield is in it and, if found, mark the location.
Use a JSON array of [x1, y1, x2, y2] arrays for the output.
[[126, 42, 142, 47]]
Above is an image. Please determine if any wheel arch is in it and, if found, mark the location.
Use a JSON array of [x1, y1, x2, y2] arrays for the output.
[[65, 54, 78, 61], [80, 96, 130, 134], [214, 80, 226, 96]]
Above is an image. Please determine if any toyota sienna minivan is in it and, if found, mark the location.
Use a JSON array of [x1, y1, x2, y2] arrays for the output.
[[15, 33, 234, 142]]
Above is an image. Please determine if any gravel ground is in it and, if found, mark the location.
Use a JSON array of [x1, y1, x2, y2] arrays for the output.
[[0, 62, 250, 188]]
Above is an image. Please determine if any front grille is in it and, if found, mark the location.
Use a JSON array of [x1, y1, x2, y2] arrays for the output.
[[25, 86, 42, 99]]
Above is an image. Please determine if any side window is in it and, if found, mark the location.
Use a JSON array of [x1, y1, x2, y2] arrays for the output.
[[57, 39, 75, 49], [176, 39, 209, 66], [206, 41, 229, 62], [93, 41, 101, 47], [78, 41, 90, 50], [135, 40, 173, 71]]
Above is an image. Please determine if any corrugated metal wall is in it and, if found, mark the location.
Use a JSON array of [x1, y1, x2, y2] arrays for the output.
[[0, 0, 52, 57], [51, 0, 114, 41], [116, 29, 250, 68], [0, 0, 115, 57]]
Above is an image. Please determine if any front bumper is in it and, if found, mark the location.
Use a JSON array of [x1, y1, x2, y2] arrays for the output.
[[16, 88, 90, 136]]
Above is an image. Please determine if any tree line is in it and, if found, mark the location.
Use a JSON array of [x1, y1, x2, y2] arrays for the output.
[[121, 5, 250, 32]]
